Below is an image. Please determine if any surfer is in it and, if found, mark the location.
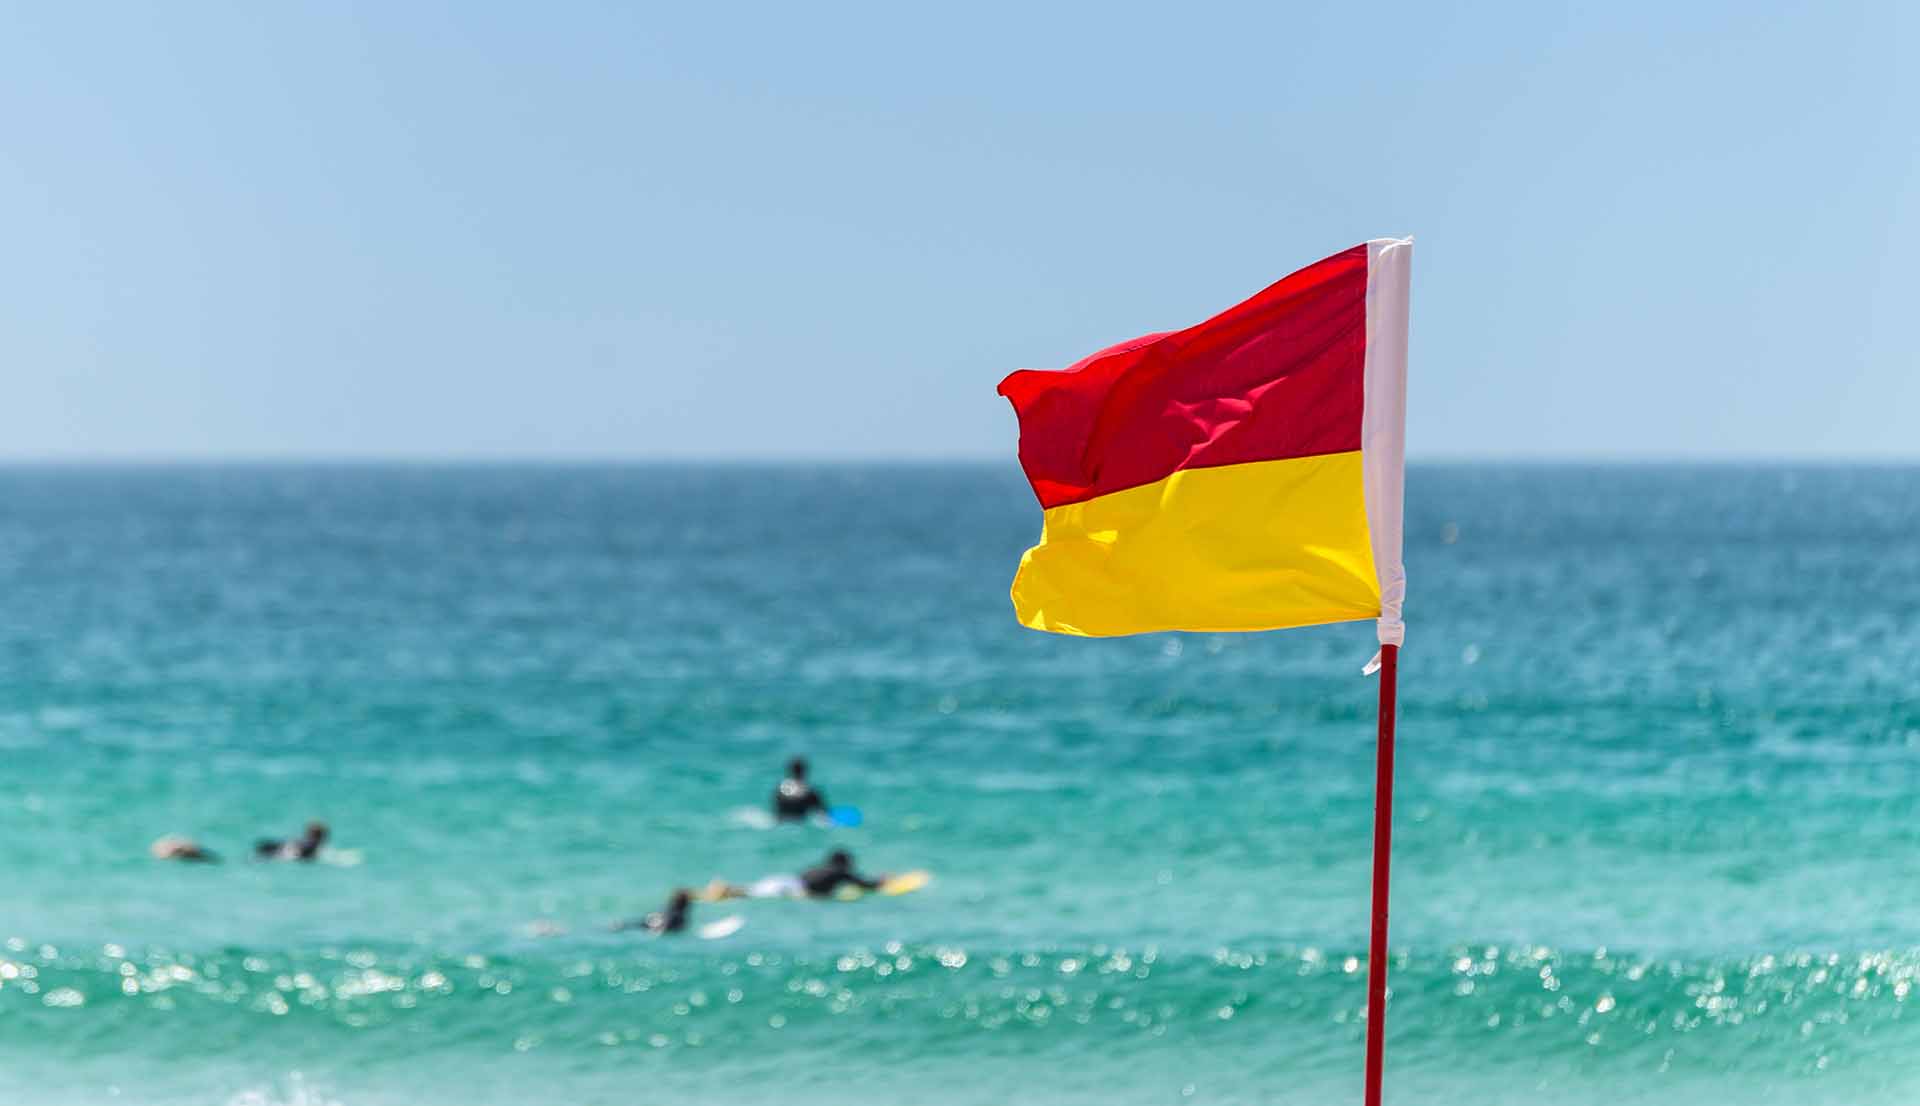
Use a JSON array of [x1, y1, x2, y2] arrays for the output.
[[254, 820, 328, 862], [800, 849, 882, 898], [150, 834, 218, 862], [698, 849, 886, 901], [772, 756, 829, 823], [616, 888, 693, 934]]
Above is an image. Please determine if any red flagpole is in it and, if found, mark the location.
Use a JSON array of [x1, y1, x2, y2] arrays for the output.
[[1364, 643, 1399, 1106]]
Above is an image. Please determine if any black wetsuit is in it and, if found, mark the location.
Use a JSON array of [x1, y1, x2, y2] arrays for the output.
[[772, 776, 827, 822], [647, 900, 690, 934], [253, 835, 323, 861], [799, 861, 880, 898], [618, 897, 690, 934]]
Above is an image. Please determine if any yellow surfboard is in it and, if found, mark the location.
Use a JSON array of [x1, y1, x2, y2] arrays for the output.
[[879, 870, 932, 896], [836, 870, 933, 899]]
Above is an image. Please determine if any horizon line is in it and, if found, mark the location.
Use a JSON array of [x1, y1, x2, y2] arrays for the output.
[[0, 452, 1916, 468]]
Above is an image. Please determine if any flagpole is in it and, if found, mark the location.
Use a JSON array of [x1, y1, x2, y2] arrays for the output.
[[1363, 643, 1399, 1106]]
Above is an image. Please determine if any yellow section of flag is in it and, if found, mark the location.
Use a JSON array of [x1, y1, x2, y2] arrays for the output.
[[1010, 451, 1380, 637]]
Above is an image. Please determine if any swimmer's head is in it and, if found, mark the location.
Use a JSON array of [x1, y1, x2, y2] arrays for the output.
[[788, 757, 808, 780], [669, 888, 692, 909], [827, 849, 852, 869], [305, 821, 329, 844]]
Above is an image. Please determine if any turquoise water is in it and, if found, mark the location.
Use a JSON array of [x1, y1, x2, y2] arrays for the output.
[[2, 463, 1917, 1105]]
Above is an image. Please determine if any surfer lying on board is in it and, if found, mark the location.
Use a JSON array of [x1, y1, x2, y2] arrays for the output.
[[254, 820, 328, 862], [772, 756, 829, 822], [800, 849, 882, 896], [701, 849, 886, 901], [615, 888, 692, 934]]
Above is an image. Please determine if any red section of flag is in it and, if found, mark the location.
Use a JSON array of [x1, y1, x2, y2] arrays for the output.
[[997, 244, 1369, 510]]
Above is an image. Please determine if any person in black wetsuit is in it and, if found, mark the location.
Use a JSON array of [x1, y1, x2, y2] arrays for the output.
[[772, 757, 828, 823], [617, 888, 693, 934], [254, 820, 328, 862], [799, 849, 882, 898]]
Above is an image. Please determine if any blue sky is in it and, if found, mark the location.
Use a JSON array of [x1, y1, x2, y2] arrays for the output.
[[3, 2, 1914, 460]]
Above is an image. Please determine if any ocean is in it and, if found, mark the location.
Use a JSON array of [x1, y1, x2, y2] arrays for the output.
[[1, 463, 1916, 1105]]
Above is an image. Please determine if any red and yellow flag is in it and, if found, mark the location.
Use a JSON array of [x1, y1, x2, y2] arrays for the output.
[[998, 239, 1411, 641]]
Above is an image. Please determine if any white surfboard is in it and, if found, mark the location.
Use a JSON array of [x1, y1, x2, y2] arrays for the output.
[[699, 915, 746, 940]]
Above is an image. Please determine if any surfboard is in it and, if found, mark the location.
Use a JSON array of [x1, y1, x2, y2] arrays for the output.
[[834, 870, 932, 900], [880, 870, 931, 896], [728, 807, 777, 830], [693, 875, 788, 902], [698, 915, 745, 940]]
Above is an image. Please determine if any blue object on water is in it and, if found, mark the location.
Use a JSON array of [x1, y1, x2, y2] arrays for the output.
[[828, 805, 863, 827]]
